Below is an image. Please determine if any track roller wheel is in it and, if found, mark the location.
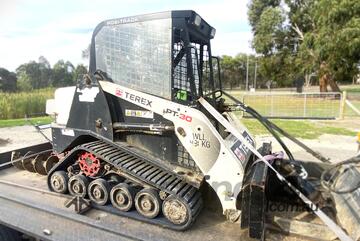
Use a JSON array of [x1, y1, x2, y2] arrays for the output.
[[50, 171, 69, 194], [110, 183, 135, 212], [135, 189, 161, 219], [68, 175, 89, 197], [162, 195, 191, 225], [88, 178, 110, 205]]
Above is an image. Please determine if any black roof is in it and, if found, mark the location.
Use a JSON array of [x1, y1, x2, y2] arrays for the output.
[[100, 10, 213, 28]]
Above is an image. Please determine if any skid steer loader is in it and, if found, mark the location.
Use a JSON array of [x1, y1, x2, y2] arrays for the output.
[[9, 11, 360, 240]]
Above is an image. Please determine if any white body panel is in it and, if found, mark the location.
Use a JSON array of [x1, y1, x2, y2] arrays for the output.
[[46, 86, 76, 125]]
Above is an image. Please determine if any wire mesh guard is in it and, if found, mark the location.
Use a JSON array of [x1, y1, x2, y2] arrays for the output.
[[241, 92, 342, 119], [173, 42, 201, 95], [177, 141, 199, 171], [94, 18, 172, 99]]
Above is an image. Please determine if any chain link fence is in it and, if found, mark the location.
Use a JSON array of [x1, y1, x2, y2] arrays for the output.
[[238, 92, 342, 119]]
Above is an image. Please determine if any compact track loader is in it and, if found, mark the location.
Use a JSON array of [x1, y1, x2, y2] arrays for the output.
[[4, 10, 360, 240]]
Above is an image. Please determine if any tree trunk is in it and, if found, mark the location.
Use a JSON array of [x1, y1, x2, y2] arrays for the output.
[[328, 78, 341, 92], [319, 73, 328, 92], [319, 62, 341, 93], [305, 73, 311, 87]]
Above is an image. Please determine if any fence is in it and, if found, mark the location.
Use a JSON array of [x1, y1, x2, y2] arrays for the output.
[[343, 91, 360, 117], [239, 92, 342, 119]]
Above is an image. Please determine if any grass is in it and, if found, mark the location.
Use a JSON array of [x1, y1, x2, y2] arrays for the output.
[[0, 86, 358, 139], [225, 86, 360, 118], [0, 116, 52, 128], [241, 118, 357, 139], [340, 85, 360, 93], [226, 90, 341, 118], [344, 88, 360, 93], [0, 88, 54, 119], [0, 107, 356, 141]]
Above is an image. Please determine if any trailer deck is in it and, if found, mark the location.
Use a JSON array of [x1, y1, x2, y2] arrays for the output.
[[0, 166, 247, 241], [0, 127, 352, 241]]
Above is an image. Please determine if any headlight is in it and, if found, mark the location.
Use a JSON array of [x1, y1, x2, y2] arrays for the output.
[[210, 28, 216, 38], [194, 14, 201, 27]]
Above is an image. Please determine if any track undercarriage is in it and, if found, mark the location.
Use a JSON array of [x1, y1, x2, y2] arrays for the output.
[[47, 140, 203, 230]]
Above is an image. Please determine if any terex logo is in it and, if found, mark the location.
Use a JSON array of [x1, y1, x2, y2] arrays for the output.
[[115, 88, 152, 107], [115, 88, 123, 97]]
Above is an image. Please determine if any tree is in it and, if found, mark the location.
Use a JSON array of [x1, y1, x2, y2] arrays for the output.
[[0, 68, 17, 92], [248, 0, 360, 91], [15, 57, 78, 90], [220, 54, 264, 89], [248, 0, 281, 33], [73, 64, 88, 83], [248, 2, 297, 87], [16, 57, 52, 91], [82, 44, 91, 59], [16, 61, 42, 90], [252, 7, 285, 56], [38, 56, 52, 88], [311, 0, 360, 90], [221, 55, 239, 89], [52, 60, 75, 87]]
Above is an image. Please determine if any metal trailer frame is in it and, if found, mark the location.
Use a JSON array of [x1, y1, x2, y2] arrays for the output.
[[0, 143, 345, 241], [0, 144, 243, 241]]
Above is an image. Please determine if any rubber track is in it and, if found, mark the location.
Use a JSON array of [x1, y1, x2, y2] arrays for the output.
[[64, 140, 202, 230]]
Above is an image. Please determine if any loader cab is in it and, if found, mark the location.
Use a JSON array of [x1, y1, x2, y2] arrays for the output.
[[89, 10, 222, 105]]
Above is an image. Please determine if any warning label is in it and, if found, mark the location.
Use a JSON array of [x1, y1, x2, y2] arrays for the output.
[[125, 109, 154, 119]]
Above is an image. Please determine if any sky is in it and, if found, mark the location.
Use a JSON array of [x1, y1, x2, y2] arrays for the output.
[[0, 0, 254, 71]]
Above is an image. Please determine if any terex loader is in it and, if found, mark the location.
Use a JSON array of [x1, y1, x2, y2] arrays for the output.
[[7, 11, 360, 240]]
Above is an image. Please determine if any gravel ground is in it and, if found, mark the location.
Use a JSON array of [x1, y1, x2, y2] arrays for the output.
[[0, 125, 357, 163], [256, 134, 358, 163], [0, 125, 51, 153]]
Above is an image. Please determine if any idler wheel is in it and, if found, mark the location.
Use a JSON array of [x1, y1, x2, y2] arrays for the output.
[[162, 195, 191, 225], [50, 171, 69, 194]]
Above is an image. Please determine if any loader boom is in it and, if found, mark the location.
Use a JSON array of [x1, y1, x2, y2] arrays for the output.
[[99, 80, 253, 211]]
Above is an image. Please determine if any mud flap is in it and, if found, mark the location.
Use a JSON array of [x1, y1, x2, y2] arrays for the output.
[[240, 143, 271, 240], [241, 161, 267, 239]]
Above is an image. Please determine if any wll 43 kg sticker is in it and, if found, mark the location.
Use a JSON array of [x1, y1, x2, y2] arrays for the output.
[[190, 133, 211, 148]]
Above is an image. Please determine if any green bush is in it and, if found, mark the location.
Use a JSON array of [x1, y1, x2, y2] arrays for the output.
[[0, 88, 54, 119]]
